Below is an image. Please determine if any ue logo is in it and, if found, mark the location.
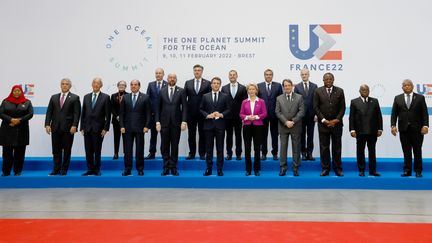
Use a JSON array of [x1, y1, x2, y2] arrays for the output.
[[289, 24, 342, 60], [417, 84, 432, 95], [21, 84, 34, 96]]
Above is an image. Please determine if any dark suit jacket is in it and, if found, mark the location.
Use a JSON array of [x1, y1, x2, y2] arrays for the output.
[[391, 93, 429, 132], [313, 86, 345, 125], [294, 81, 318, 118], [349, 97, 383, 135], [80, 92, 111, 133], [200, 91, 231, 130], [110, 92, 128, 123], [146, 80, 167, 115], [155, 86, 187, 127], [119, 92, 151, 132], [221, 82, 247, 119], [184, 78, 211, 119], [0, 100, 33, 146], [45, 92, 81, 133], [257, 81, 283, 119]]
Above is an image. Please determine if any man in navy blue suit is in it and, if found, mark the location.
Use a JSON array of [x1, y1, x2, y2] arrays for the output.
[[200, 77, 231, 176], [119, 79, 151, 176], [80, 77, 111, 176], [294, 68, 318, 161], [184, 64, 211, 160], [146, 68, 167, 159], [258, 69, 283, 161]]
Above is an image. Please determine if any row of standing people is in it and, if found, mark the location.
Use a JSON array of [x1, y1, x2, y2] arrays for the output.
[[0, 66, 429, 177]]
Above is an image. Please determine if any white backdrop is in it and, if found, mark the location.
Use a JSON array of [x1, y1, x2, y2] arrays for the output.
[[0, 0, 431, 157]]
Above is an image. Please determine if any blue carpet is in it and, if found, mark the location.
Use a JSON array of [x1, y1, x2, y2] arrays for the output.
[[1, 157, 431, 190]]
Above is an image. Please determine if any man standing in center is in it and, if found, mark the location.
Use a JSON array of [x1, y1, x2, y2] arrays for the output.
[[313, 72, 346, 177], [294, 68, 318, 161], [200, 77, 231, 176], [146, 68, 167, 159], [221, 70, 247, 160], [156, 73, 187, 176], [276, 79, 305, 176], [258, 69, 283, 160], [119, 79, 151, 176], [184, 64, 211, 160]]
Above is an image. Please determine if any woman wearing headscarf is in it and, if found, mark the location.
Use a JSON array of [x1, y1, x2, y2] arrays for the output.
[[0, 85, 33, 176]]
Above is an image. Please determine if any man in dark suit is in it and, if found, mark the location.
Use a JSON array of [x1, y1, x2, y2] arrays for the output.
[[349, 84, 382, 177], [119, 79, 151, 176], [110, 80, 128, 159], [258, 69, 283, 161], [146, 68, 167, 159], [155, 73, 187, 176], [313, 73, 346, 177], [200, 77, 231, 176], [221, 70, 247, 160], [80, 78, 111, 176], [184, 64, 211, 160], [294, 68, 318, 161], [391, 79, 429, 177], [45, 78, 81, 176]]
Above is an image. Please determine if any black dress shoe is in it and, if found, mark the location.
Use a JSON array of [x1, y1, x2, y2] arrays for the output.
[[122, 171, 132, 176], [245, 171, 251, 176], [113, 154, 119, 160], [401, 171, 412, 177], [171, 168, 179, 176], [14, 172, 22, 176], [217, 170, 224, 176], [161, 168, 170, 176], [48, 171, 60, 176], [272, 154, 279, 160], [293, 170, 299, 177], [254, 171, 260, 176], [320, 170, 329, 176], [369, 172, 380, 177], [335, 170, 344, 177], [416, 172, 423, 178], [199, 155, 206, 160], [60, 171, 67, 176], [82, 171, 94, 176], [359, 171, 365, 177], [138, 171, 144, 176], [145, 153, 155, 159], [301, 153, 307, 161], [186, 154, 195, 160], [279, 168, 286, 176], [94, 171, 101, 176], [225, 154, 232, 160], [261, 155, 267, 161], [236, 156, 242, 161], [307, 154, 316, 161], [1, 173, 9, 176], [203, 169, 212, 176]]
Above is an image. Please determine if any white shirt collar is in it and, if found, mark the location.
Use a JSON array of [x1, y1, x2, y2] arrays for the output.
[[247, 97, 259, 102], [61, 92, 69, 97]]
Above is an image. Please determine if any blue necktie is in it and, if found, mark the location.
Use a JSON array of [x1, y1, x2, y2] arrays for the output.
[[132, 94, 137, 108], [91, 93, 97, 109], [195, 80, 200, 94], [157, 82, 161, 94]]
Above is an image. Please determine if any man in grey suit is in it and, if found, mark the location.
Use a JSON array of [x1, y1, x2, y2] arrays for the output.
[[276, 79, 305, 176]]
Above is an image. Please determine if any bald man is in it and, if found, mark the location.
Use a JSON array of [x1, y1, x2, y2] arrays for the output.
[[349, 85, 382, 177], [391, 79, 429, 178]]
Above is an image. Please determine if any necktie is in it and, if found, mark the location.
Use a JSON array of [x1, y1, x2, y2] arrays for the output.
[[169, 87, 174, 102], [327, 88, 331, 97], [195, 80, 200, 94], [267, 83, 271, 96], [60, 94, 65, 108], [406, 94, 411, 108], [304, 82, 309, 96], [287, 94, 291, 101], [91, 93, 97, 109], [213, 92, 217, 103], [157, 82, 161, 94], [231, 84, 236, 98], [132, 94, 137, 108]]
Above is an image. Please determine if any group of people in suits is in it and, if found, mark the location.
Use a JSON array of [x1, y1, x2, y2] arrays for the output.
[[0, 66, 429, 178]]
